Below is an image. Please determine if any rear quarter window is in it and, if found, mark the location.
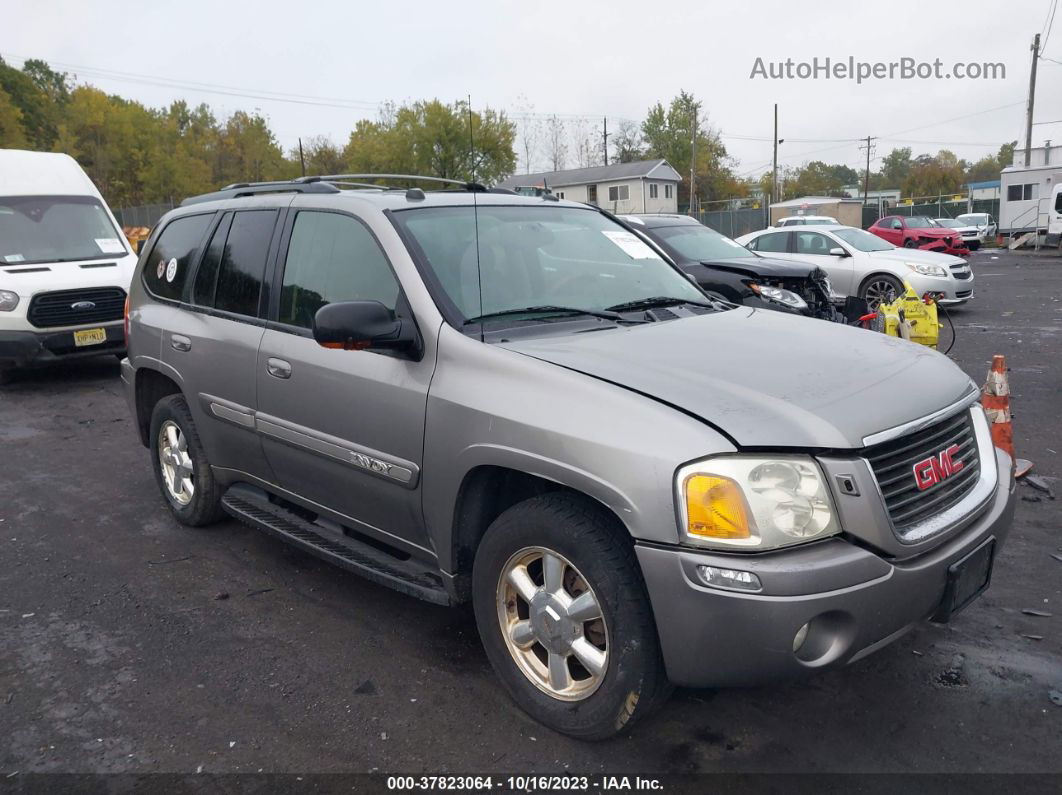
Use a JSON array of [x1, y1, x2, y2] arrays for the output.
[[142, 213, 214, 301]]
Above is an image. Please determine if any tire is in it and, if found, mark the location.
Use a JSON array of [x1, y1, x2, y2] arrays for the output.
[[903, 238, 917, 248], [149, 394, 226, 526], [472, 493, 670, 740], [860, 273, 904, 311], [969, 241, 980, 251]]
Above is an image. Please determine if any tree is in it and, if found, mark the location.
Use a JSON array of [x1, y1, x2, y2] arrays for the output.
[[293, 135, 346, 176], [0, 56, 60, 148], [0, 87, 27, 148], [343, 99, 515, 184], [878, 147, 913, 189], [544, 115, 568, 171], [902, 150, 966, 198], [612, 119, 643, 163], [513, 96, 540, 174], [641, 90, 734, 206]]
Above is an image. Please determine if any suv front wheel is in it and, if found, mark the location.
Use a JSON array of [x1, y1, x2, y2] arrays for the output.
[[472, 494, 669, 739], [149, 394, 226, 526]]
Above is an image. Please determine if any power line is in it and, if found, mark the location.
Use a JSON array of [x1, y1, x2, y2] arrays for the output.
[[1041, 0, 1059, 50]]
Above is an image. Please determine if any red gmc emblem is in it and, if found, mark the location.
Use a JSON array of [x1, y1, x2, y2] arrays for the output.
[[913, 445, 964, 490]]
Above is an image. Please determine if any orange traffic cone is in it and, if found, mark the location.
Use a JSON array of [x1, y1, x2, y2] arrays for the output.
[[981, 355, 1031, 477]]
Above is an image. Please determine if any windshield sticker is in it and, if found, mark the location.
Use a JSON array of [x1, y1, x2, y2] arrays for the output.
[[156, 259, 166, 280], [95, 237, 126, 254], [165, 258, 178, 283], [3, 254, 25, 263], [601, 230, 659, 260]]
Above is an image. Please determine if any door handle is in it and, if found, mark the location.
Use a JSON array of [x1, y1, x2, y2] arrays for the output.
[[266, 358, 292, 379], [170, 334, 191, 352]]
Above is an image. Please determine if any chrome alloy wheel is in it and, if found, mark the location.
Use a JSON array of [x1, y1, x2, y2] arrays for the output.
[[158, 420, 194, 506], [496, 546, 609, 701], [863, 278, 899, 310]]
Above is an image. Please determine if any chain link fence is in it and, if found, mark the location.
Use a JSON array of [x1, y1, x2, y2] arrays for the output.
[[112, 202, 175, 229]]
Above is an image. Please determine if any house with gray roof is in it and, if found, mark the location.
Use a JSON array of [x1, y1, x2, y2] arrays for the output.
[[496, 159, 682, 214]]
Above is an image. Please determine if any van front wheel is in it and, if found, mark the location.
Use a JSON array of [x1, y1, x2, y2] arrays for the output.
[[472, 494, 669, 740]]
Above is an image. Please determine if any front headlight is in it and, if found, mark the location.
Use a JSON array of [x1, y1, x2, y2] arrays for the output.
[[904, 262, 948, 278], [748, 284, 808, 310], [0, 290, 19, 311], [677, 456, 840, 550]]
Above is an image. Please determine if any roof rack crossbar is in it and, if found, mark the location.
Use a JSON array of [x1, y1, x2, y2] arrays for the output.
[[182, 181, 340, 206]]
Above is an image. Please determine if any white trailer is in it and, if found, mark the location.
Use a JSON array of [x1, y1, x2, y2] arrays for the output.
[[999, 144, 1062, 246]]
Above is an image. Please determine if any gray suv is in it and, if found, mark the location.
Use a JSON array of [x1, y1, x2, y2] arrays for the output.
[[122, 175, 1015, 739]]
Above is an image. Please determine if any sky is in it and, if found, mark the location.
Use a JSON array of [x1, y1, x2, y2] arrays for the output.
[[4, 0, 1061, 181]]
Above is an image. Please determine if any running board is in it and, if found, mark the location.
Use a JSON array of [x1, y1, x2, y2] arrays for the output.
[[221, 484, 450, 605]]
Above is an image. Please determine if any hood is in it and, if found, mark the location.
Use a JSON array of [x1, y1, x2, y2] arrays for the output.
[[866, 248, 965, 266], [698, 255, 816, 279], [499, 309, 975, 449], [0, 253, 137, 296]]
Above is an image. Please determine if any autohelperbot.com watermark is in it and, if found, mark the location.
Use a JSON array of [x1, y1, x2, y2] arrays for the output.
[[750, 56, 1005, 83]]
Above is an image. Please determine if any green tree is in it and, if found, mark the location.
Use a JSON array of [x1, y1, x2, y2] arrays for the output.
[[293, 135, 346, 176], [0, 86, 27, 147], [878, 147, 913, 189], [640, 91, 735, 206], [902, 150, 966, 198], [344, 99, 515, 184], [0, 56, 60, 148]]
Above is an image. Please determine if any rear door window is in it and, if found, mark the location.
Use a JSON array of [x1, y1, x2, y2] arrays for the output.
[[195, 210, 277, 318], [753, 232, 790, 253], [143, 213, 214, 301]]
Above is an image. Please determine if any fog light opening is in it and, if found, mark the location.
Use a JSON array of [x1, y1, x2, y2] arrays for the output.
[[697, 565, 762, 592], [793, 622, 810, 653]]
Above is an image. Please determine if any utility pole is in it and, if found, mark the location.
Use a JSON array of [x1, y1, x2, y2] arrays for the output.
[[859, 136, 875, 205], [1025, 33, 1041, 167], [771, 104, 778, 205], [298, 138, 306, 176], [602, 117, 610, 166], [690, 106, 697, 213]]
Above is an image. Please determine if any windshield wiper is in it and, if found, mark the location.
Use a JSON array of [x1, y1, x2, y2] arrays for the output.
[[605, 296, 717, 312], [464, 305, 636, 325]]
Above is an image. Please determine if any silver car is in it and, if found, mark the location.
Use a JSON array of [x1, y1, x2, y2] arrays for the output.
[[737, 225, 974, 308], [122, 177, 1015, 739]]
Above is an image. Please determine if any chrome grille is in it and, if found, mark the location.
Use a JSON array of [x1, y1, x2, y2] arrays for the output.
[[865, 409, 980, 533], [27, 287, 126, 328]]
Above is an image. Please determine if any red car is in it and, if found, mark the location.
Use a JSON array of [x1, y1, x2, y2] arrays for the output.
[[868, 215, 968, 255]]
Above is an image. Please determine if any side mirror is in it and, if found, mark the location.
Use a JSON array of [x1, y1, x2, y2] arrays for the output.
[[828, 247, 847, 257], [312, 301, 417, 353]]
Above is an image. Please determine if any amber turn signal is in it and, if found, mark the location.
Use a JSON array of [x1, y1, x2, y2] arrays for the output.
[[684, 474, 752, 539]]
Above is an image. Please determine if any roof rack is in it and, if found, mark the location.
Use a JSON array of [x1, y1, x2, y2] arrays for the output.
[[181, 180, 340, 206], [180, 173, 489, 207], [297, 174, 488, 192]]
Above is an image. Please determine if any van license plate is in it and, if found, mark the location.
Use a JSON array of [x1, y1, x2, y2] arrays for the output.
[[73, 328, 107, 347], [932, 538, 995, 622]]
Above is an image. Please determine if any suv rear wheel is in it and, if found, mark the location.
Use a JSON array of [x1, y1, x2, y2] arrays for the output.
[[149, 394, 225, 526], [472, 493, 669, 739]]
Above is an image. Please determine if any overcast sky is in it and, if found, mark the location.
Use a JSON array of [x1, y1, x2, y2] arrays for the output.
[[4, 0, 1061, 179]]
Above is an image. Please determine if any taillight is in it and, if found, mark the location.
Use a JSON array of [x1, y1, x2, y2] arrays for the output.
[[123, 295, 130, 346]]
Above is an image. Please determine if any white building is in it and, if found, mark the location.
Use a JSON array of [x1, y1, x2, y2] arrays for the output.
[[999, 144, 1062, 235], [496, 159, 682, 214]]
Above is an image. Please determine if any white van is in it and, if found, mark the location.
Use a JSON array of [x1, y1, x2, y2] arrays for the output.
[[0, 150, 138, 382], [1048, 183, 1062, 249]]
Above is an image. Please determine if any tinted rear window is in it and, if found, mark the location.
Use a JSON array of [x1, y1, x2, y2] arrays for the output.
[[200, 210, 277, 317], [143, 214, 213, 301]]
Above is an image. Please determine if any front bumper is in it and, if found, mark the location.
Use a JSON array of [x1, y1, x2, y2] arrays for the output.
[[0, 323, 124, 369], [902, 271, 973, 305], [637, 449, 1014, 688]]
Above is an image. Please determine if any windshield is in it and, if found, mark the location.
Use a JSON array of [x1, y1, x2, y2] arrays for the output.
[[957, 214, 988, 225], [905, 216, 936, 229], [935, 219, 962, 228], [392, 205, 706, 324], [833, 227, 895, 251], [650, 223, 756, 260], [0, 195, 127, 265]]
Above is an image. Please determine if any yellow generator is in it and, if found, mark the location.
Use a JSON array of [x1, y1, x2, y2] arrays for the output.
[[872, 280, 941, 349]]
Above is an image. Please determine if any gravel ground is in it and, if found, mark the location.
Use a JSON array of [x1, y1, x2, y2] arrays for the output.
[[1, 247, 1060, 776]]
